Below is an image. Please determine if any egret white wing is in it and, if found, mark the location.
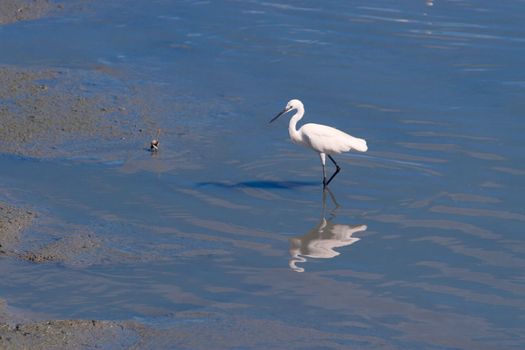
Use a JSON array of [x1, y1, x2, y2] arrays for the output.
[[300, 123, 368, 154]]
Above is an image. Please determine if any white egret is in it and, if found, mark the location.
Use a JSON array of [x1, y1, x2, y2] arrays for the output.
[[270, 99, 368, 187]]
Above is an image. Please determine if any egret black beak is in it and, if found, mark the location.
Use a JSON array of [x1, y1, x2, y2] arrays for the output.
[[269, 107, 292, 123]]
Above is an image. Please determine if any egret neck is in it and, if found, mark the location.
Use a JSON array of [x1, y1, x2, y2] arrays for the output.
[[288, 104, 304, 145]]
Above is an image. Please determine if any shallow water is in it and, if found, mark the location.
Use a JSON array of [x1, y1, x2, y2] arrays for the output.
[[1, 0, 524, 348]]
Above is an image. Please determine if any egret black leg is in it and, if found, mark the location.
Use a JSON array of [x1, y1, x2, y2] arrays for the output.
[[325, 155, 341, 186]]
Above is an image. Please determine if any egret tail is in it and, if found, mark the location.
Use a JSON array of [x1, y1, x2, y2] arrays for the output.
[[351, 137, 368, 152]]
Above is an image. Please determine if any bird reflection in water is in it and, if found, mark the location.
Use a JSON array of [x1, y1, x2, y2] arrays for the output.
[[289, 189, 367, 272]]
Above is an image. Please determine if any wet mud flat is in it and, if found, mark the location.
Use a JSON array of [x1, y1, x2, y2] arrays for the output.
[[0, 203, 119, 350], [0, 0, 94, 25], [0, 199, 140, 349], [0, 307, 137, 350], [0, 54, 247, 350], [1, 300, 351, 350], [0, 201, 35, 254], [0, 61, 215, 166], [0, 3, 161, 343], [0, 0, 58, 25], [0, 0, 168, 161], [0, 64, 151, 160]]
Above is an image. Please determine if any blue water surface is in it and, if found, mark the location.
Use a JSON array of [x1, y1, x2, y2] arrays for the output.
[[0, 1, 524, 349]]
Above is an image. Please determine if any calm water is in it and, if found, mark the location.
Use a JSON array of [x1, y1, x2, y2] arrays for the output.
[[1, 0, 524, 348]]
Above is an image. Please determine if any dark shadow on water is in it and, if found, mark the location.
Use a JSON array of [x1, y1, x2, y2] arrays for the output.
[[197, 180, 319, 190]]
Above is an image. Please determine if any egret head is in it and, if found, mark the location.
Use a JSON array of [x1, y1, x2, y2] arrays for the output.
[[286, 99, 303, 111], [270, 99, 303, 123]]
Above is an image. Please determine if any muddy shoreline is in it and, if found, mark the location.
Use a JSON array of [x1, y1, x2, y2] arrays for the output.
[[0, 2, 161, 347], [0, 64, 152, 160], [0, 44, 174, 350], [0, 304, 139, 350], [0, 0, 157, 161], [0, 202, 146, 349], [0, 203, 135, 350], [0, 0, 58, 25]]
